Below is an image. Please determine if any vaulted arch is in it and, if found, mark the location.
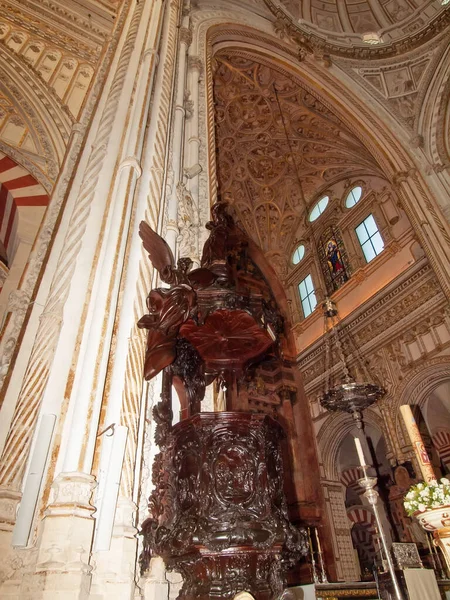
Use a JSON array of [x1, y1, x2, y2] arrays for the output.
[[197, 19, 450, 300], [0, 43, 73, 186]]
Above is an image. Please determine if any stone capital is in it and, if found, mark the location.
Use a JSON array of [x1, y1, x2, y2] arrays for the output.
[[179, 26, 192, 47], [188, 55, 203, 74], [45, 472, 96, 519], [0, 487, 22, 531]]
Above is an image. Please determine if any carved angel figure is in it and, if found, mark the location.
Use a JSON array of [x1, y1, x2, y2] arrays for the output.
[[138, 222, 214, 380]]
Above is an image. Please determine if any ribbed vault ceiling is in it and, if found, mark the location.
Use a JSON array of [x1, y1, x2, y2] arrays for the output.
[[213, 52, 380, 271]]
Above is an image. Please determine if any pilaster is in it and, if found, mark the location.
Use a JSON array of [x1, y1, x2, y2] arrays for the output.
[[29, 473, 96, 600], [89, 498, 137, 600], [140, 557, 169, 600]]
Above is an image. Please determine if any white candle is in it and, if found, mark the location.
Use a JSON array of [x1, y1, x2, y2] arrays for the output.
[[400, 404, 435, 482], [354, 437, 367, 467]]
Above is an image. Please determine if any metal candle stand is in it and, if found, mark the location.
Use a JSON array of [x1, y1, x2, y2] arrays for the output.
[[358, 465, 405, 600], [307, 527, 328, 584]]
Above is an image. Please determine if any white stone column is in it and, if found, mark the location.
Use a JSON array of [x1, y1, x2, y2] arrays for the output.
[[90, 1, 183, 598], [165, 13, 191, 253], [0, 0, 159, 597], [179, 54, 203, 266]]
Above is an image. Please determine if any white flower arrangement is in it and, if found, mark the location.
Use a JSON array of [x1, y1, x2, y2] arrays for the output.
[[403, 477, 450, 516]]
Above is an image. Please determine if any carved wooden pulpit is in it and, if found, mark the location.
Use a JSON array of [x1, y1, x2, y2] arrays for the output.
[[138, 203, 307, 599]]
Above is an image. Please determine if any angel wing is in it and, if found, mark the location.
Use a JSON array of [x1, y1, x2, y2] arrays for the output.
[[139, 221, 175, 281]]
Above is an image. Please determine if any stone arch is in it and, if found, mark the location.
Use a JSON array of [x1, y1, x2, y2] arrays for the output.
[[0, 43, 73, 185], [347, 506, 376, 534], [392, 357, 450, 452], [0, 151, 50, 307], [190, 13, 450, 300], [317, 408, 386, 481], [419, 42, 450, 171]]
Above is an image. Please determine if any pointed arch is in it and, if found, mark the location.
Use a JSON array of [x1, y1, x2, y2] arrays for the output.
[[317, 409, 386, 480]]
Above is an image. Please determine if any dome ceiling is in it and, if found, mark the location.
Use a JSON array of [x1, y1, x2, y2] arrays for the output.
[[265, 0, 449, 53], [213, 52, 380, 275]]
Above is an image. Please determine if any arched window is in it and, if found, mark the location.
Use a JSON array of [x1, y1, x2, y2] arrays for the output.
[[292, 244, 305, 265], [308, 196, 329, 222], [345, 186, 362, 208]]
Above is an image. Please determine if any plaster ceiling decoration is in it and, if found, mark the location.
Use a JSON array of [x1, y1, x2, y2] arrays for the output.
[[213, 52, 380, 276], [266, 0, 450, 56], [0, 18, 96, 119], [338, 33, 449, 133]]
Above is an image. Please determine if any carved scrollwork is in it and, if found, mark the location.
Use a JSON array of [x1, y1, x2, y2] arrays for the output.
[[141, 413, 308, 597]]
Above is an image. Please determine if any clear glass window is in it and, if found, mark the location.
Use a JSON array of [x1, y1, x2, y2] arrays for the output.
[[292, 244, 305, 265], [309, 196, 329, 222], [345, 186, 362, 208], [355, 214, 384, 263], [298, 274, 317, 318]]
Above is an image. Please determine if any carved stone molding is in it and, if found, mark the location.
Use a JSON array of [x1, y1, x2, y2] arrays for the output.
[[179, 26, 192, 48], [45, 472, 96, 519], [0, 487, 21, 532], [263, 0, 450, 59], [188, 54, 203, 74], [212, 51, 380, 275]]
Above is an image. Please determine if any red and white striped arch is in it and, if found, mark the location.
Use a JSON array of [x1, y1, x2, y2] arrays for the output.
[[347, 507, 377, 535], [340, 467, 363, 493], [433, 430, 450, 468], [0, 152, 49, 267]]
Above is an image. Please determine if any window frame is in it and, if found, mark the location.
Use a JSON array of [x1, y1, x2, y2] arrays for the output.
[[298, 273, 317, 318], [292, 244, 305, 265], [355, 213, 384, 263], [308, 195, 329, 222], [345, 185, 363, 209]]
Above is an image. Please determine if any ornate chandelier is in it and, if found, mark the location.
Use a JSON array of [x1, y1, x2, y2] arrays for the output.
[[319, 297, 385, 427]]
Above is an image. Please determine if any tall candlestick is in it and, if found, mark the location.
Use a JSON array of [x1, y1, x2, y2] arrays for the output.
[[315, 527, 328, 583], [307, 527, 320, 584], [400, 405, 435, 482], [354, 436, 367, 467], [314, 526, 322, 553]]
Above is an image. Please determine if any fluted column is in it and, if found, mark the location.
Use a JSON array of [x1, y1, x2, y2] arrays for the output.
[[89, 1, 181, 598]]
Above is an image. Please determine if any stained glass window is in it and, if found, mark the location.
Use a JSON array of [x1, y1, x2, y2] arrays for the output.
[[298, 274, 317, 318], [355, 214, 384, 263], [318, 226, 350, 294]]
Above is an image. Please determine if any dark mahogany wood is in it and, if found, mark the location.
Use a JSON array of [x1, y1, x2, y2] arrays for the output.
[[141, 412, 307, 599], [138, 203, 308, 598]]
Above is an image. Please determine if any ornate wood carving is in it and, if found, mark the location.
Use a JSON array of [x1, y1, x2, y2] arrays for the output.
[[141, 413, 308, 599], [139, 203, 307, 597]]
